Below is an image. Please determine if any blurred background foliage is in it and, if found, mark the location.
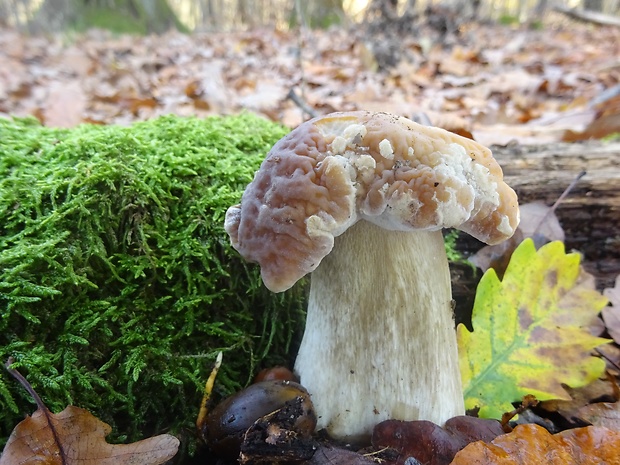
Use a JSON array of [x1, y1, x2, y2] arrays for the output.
[[0, 0, 619, 35]]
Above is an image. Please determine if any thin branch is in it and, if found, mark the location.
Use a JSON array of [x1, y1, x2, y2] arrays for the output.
[[5, 357, 47, 412], [533, 170, 586, 237], [286, 88, 318, 119]]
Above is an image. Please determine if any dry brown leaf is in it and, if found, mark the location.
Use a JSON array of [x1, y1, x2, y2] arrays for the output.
[[43, 81, 88, 128], [1, 19, 619, 138], [603, 306, 620, 345], [307, 445, 376, 465], [0, 405, 179, 465], [468, 201, 564, 276], [450, 424, 620, 465], [606, 276, 620, 308], [538, 378, 617, 424], [577, 401, 620, 432], [372, 417, 504, 465], [597, 344, 620, 376], [603, 275, 620, 344]]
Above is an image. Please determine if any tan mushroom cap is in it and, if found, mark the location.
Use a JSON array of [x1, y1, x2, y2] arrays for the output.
[[225, 111, 519, 292]]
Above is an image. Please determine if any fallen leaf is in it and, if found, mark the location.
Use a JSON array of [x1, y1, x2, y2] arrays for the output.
[[563, 113, 620, 141], [516, 202, 565, 245], [372, 416, 504, 465], [539, 378, 618, 426], [458, 239, 610, 419], [603, 275, 620, 344], [597, 343, 620, 376], [469, 202, 564, 276], [0, 405, 179, 465], [44, 81, 88, 128], [451, 423, 620, 465], [307, 445, 376, 465], [606, 276, 620, 308], [563, 95, 620, 142], [577, 401, 620, 432]]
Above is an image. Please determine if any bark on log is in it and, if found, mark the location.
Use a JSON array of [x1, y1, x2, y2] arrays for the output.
[[452, 140, 620, 324]]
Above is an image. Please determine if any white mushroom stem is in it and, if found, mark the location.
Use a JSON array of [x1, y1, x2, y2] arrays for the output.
[[294, 220, 464, 442]]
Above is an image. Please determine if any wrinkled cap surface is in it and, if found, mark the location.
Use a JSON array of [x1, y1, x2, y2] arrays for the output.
[[225, 111, 519, 292]]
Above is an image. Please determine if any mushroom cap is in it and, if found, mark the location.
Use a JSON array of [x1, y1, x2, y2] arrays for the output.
[[225, 111, 519, 292]]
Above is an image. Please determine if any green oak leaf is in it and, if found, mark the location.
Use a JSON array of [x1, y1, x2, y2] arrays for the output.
[[458, 238, 610, 419]]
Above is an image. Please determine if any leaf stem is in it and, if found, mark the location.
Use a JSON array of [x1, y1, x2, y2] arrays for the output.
[[5, 357, 48, 412]]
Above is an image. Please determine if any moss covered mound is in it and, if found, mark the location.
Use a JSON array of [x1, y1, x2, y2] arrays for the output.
[[0, 114, 307, 447]]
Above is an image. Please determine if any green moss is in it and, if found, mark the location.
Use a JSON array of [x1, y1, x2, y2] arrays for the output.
[[0, 114, 306, 451], [444, 229, 475, 271]]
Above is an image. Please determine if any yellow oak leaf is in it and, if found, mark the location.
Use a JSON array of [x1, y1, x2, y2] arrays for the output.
[[458, 239, 610, 419]]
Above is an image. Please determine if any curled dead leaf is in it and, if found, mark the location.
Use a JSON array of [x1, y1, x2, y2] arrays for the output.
[[450, 423, 620, 465], [0, 405, 179, 465], [372, 416, 504, 465]]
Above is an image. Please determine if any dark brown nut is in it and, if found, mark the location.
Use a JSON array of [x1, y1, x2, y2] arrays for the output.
[[202, 380, 316, 460], [253, 366, 297, 383]]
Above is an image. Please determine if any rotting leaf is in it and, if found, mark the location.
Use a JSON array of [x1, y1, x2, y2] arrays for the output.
[[538, 378, 618, 426], [0, 406, 180, 465], [307, 445, 376, 465], [450, 423, 620, 465], [458, 239, 610, 419], [0, 360, 179, 465], [576, 400, 620, 432], [371, 416, 504, 465]]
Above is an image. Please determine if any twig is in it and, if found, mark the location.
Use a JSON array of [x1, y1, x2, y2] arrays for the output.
[[410, 112, 433, 126], [196, 351, 223, 430], [500, 394, 539, 432], [6, 357, 68, 460], [554, 6, 620, 28], [294, 0, 313, 121], [287, 88, 318, 119], [533, 170, 586, 237]]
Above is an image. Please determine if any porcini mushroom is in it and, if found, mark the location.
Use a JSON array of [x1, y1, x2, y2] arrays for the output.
[[224, 111, 519, 442]]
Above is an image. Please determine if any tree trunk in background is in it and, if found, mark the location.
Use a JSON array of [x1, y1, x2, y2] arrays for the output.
[[26, 0, 75, 33], [535, 0, 548, 17], [0, 0, 9, 26], [585, 0, 604, 10], [26, 0, 186, 34], [138, 0, 187, 32], [297, 0, 344, 28]]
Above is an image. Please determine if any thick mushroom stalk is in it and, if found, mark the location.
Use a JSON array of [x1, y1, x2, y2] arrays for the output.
[[297, 222, 458, 441], [225, 111, 519, 441]]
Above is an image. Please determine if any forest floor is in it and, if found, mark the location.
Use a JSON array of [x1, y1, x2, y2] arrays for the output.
[[2, 14, 620, 465], [0, 14, 619, 145]]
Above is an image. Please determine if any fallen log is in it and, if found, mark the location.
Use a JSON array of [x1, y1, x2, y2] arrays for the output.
[[554, 6, 620, 28]]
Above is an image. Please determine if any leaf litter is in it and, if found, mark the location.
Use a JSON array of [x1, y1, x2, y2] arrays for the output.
[[459, 239, 610, 419], [0, 359, 179, 465], [0, 19, 619, 144], [2, 15, 620, 465]]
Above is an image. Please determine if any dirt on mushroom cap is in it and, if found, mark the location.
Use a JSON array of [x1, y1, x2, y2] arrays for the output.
[[225, 111, 519, 293]]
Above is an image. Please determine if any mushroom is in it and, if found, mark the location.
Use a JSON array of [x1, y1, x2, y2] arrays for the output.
[[224, 111, 519, 443]]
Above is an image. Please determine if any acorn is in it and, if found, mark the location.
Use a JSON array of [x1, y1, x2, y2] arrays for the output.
[[201, 380, 316, 460], [253, 366, 297, 383]]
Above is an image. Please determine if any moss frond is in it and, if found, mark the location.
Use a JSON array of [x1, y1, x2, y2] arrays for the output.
[[0, 114, 307, 450]]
